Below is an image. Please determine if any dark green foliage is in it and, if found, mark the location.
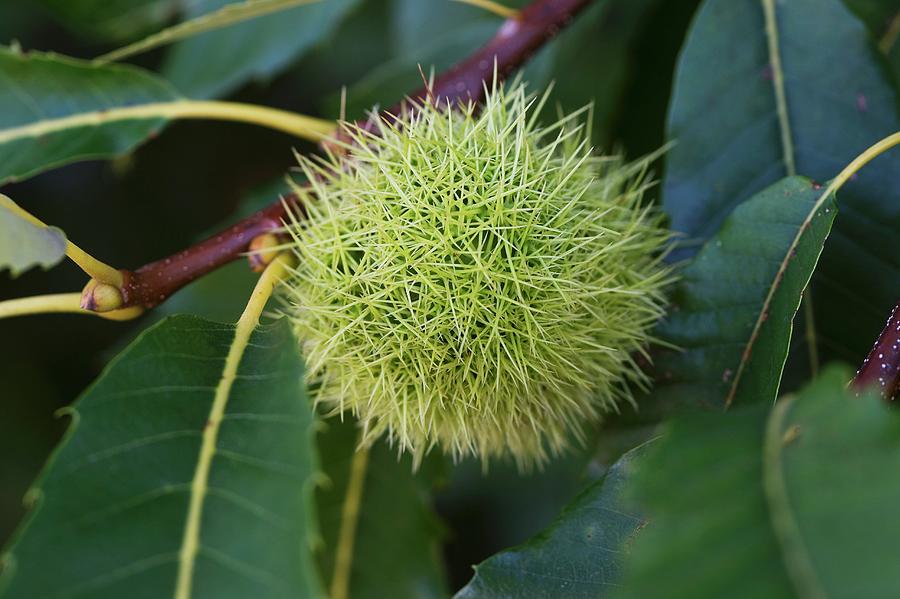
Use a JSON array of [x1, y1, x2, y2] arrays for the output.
[[161, 0, 361, 98], [1, 0, 899, 596], [0, 316, 321, 598], [40, 0, 177, 42], [0, 48, 179, 186], [619, 366, 900, 599], [652, 177, 836, 413], [316, 418, 447, 599], [456, 446, 646, 599], [663, 0, 900, 371]]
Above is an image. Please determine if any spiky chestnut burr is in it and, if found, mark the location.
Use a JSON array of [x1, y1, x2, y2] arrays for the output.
[[280, 83, 673, 467]]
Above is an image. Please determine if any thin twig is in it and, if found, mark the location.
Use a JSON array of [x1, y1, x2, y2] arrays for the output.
[[853, 299, 900, 401], [110, 0, 594, 310], [329, 440, 370, 599], [119, 202, 288, 308], [357, 0, 591, 134]]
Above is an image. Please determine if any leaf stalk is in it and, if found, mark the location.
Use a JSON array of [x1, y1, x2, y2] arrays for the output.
[[0, 293, 143, 321], [330, 441, 370, 599], [174, 252, 294, 599], [0, 101, 335, 146]]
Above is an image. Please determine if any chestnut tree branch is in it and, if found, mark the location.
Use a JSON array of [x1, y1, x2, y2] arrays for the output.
[[853, 299, 900, 401], [120, 202, 287, 308], [362, 0, 591, 131], [115, 0, 594, 310]]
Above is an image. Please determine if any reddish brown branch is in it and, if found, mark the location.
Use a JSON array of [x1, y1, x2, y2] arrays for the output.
[[115, 0, 594, 310], [369, 0, 592, 129], [853, 299, 900, 401], [120, 203, 287, 308]]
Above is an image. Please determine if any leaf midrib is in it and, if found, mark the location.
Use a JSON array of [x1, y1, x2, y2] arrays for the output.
[[0, 103, 177, 145], [762, 0, 797, 177], [173, 256, 289, 599], [96, 0, 324, 63], [723, 0, 815, 406], [762, 395, 828, 598], [723, 186, 836, 407]]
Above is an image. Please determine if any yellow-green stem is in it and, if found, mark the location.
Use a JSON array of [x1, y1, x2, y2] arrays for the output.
[[452, 0, 520, 19], [330, 440, 370, 599], [762, 0, 796, 176], [879, 11, 900, 53], [96, 0, 323, 63], [174, 252, 294, 599], [0, 100, 335, 147], [824, 131, 900, 196], [0, 293, 142, 321], [0, 195, 122, 286], [762, 394, 828, 595], [66, 245, 123, 288]]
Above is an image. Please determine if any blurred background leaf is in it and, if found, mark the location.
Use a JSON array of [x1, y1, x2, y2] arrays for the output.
[[316, 418, 448, 599], [326, 19, 498, 119], [331, 0, 665, 147], [0, 48, 180, 186], [0, 195, 67, 277], [40, 0, 179, 43], [844, 0, 900, 48], [617, 365, 900, 599], [160, 0, 361, 98], [456, 444, 648, 599], [437, 439, 603, 591]]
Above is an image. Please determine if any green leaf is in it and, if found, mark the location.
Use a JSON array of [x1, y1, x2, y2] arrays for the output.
[[651, 177, 836, 412], [618, 364, 900, 598], [96, 0, 326, 63], [0, 47, 179, 186], [328, 20, 496, 119], [522, 0, 663, 147], [160, 0, 360, 99], [617, 396, 791, 598], [316, 418, 447, 599], [843, 0, 898, 38], [455, 446, 647, 599], [40, 0, 178, 43], [389, 0, 500, 57], [0, 49, 328, 186], [663, 0, 900, 366], [435, 444, 605, 589], [344, 0, 658, 146], [0, 315, 322, 599], [0, 194, 66, 276]]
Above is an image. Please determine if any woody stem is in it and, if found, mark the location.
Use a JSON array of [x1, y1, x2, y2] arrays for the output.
[[111, 0, 594, 310]]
